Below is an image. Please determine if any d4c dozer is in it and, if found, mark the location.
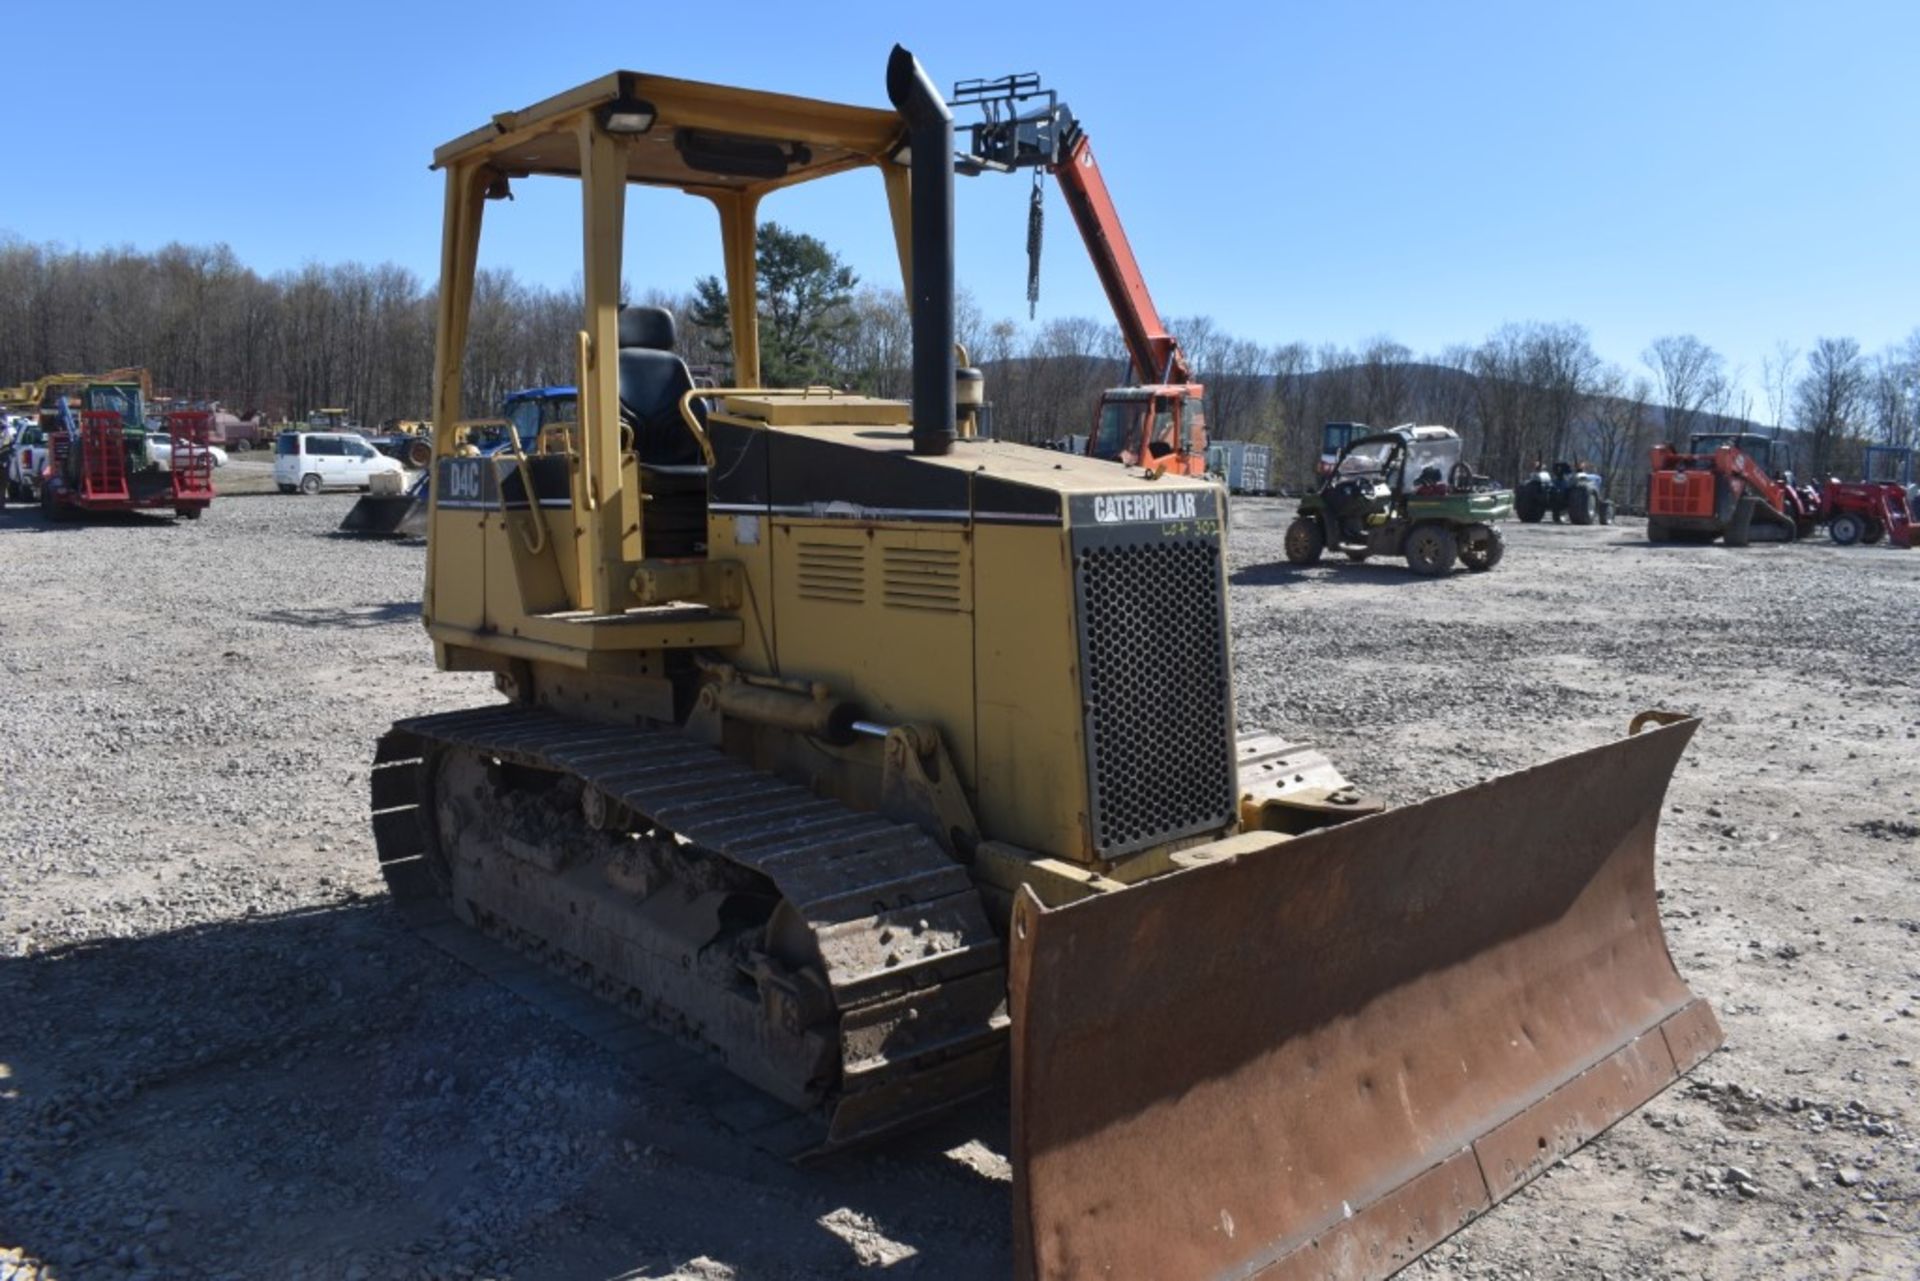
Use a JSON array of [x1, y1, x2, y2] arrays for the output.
[[367, 49, 1720, 1280]]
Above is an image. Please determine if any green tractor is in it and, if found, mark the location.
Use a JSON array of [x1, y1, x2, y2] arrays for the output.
[[1284, 424, 1513, 574]]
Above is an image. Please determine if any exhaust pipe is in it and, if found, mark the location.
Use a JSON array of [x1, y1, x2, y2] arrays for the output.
[[885, 45, 955, 457]]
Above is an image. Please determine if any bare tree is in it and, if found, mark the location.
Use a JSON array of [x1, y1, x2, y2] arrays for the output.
[[1793, 336, 1866, 477], [996, 315, 1124, 443], [1420, 344, 1481, 454], [1523, 322, 1600, 466], [1163, 314, 1221, 386], [6, 230, 1896, 497], [1587, 365, 1655, 504], [954, 286, 986, 369], [1642, 334, 1727, 444], [837, 286, 913, 399], [1471, 326, 1540, 481], [1204, 337, 1271, 442], [1357, 336, 1413, 426], [1760, 340, 1798, 433], [1862, 331, 1919, 452], [1719, 363, 1754, 433], [1267, 341, 1315, 480]]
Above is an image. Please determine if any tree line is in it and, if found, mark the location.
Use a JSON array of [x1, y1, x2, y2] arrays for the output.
[[2, 230, 1914, 495]]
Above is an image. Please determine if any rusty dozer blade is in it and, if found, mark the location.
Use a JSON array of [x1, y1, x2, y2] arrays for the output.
[[1009, 716, 1720, 1281]]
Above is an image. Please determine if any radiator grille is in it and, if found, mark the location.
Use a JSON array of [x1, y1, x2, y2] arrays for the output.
[[796, 540, 865, 604], [1074, 534, 1237, 857]]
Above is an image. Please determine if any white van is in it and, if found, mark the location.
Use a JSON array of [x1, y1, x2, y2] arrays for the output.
[[275, 431, 405, 494]]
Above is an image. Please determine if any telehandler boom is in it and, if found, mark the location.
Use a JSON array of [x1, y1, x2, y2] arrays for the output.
[[368, 46, 1719, 1280], [952, 73, 1210, 476]]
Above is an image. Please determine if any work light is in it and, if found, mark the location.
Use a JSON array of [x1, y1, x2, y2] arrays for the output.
[[599, 96, 656, 135]]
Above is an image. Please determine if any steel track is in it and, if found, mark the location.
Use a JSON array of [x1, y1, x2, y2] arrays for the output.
[[370, 705, 1009, 1154]]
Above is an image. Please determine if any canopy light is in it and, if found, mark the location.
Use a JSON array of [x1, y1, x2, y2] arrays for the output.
[[598, 96, 657, 135], [676, 129, 810, 179]]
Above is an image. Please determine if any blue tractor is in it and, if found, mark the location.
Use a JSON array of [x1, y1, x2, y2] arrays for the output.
[[339, 386, 577, 536], [1514, 460, 1614, 525]]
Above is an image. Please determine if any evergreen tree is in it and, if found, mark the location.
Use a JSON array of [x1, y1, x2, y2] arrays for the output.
[[689, 222, 858, 387]]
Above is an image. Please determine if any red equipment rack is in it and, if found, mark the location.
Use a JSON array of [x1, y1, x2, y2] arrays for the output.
[[80, 411, 130, 500], [165, 410, 217, 503]]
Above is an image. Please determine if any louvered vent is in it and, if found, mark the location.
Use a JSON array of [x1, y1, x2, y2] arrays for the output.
[[882, 546, 964, 613], [796, 540, 865, 604]]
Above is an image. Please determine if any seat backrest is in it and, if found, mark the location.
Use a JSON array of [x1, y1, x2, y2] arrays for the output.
[[617, 306, 705, 469]]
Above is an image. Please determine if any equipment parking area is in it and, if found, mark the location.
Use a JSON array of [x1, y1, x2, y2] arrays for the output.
[[0, 495, 1915, 1281]]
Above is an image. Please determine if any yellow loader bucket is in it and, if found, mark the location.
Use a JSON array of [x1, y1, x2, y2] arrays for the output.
[[1009, 716, 1719, 1281]]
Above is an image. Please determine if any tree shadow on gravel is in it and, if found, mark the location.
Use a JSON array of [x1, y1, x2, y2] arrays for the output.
[[0, 507, 184, 535], [254, 601, 422, 628], [1231, 561, 1455, 588], [0, 903, 1008, 1280]]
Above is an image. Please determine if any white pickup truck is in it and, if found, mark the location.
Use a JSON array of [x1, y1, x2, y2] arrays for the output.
[[6, 423, 51, 501]]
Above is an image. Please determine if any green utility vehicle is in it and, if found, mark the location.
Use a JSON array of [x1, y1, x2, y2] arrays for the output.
[[1284, 424, 1512, 574]]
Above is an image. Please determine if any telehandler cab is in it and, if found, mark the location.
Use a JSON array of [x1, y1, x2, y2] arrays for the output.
[[366, 47, 1719, 1280]]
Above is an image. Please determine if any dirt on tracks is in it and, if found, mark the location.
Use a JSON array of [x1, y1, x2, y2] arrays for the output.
[[0, 494, 1914, 1280]]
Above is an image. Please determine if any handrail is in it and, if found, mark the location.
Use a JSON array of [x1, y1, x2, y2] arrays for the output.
[[445, 417, 512, 454], [674, 389, 719, 466], [497, 425, 550, 557], [537, 422, 577, 456], [577, 330, 598, 512]]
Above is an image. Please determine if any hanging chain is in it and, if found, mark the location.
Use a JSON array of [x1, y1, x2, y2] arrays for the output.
[[1025, 167, 1045, 319]]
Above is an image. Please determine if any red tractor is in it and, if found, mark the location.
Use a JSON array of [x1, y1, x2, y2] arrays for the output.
[[1646, 432, 1818, 546], [1822, 479, 1914, 548]]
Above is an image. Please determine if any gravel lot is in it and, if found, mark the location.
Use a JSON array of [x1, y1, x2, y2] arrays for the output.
[[1, 490, 1915, 1281]]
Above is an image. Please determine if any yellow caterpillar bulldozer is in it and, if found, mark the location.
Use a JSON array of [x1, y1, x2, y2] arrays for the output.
[[368, 47, 1720, 1279]]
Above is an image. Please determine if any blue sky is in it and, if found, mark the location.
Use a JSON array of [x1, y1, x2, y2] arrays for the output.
[[7, 0, 1916, 408]]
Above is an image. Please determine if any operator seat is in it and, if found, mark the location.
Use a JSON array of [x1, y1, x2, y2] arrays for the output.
[[617, 305, 707, 557]]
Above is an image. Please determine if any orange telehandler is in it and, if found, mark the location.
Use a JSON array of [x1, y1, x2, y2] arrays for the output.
[[954, 74, 1210, 477]]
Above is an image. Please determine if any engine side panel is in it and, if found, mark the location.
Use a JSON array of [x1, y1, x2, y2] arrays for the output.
[[973, 518, 1094, 861], [769, 517, 978, 784]]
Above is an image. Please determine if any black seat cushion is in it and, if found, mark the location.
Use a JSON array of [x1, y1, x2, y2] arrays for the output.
[[618, 306, 677, 352], [617, 306, 705, 470]]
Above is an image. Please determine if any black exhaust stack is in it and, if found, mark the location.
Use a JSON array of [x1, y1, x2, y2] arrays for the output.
[[886, 45, 955, 457]]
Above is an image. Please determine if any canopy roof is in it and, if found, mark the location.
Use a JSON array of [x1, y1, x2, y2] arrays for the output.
[[433, 71, 905, 196]]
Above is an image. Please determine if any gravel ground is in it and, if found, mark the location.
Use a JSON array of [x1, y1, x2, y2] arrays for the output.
[[206, 458, 284, 495], [0, 492, 1914, 1281]]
